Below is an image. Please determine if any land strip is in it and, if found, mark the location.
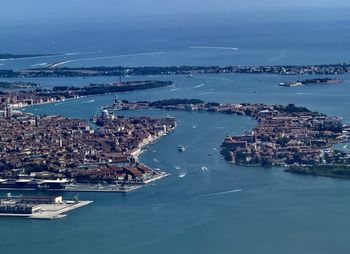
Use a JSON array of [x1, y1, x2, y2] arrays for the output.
[[1, 63, 350, 78]]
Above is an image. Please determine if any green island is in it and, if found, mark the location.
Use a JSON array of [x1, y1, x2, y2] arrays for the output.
[[286, 164, 350, 179], [279, 78, 344, 87]]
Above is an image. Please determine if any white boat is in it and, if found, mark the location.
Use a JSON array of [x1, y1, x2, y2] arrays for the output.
[[201, 166, 208, 172], [177, 167, 187, 178], [178, 145, 186, 152]]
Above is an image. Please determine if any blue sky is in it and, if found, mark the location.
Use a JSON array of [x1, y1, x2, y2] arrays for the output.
[[1, 0, 350, 21]]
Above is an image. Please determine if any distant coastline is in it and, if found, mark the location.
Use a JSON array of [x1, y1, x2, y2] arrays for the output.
[[0, 81, 39, 89], [0, 53, 57, 60], [1, 62, 349, 78]]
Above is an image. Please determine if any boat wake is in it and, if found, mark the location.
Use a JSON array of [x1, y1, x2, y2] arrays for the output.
[[199, 92, 213, 95], [30, 62, 48, 67], [81, 99, 95, 103], [50, 51, 165, 67], [190, 46, 238, 51], [64, 52, 81, 56], [194, 84, 205, 89], [51, 60, 72, 68], [200, 189, 242, 198]]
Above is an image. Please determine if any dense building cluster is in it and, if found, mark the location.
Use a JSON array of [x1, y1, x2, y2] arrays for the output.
[[0, 108, 175, 185], [110, 100, 350, 171], [221, 106, 349, 166]]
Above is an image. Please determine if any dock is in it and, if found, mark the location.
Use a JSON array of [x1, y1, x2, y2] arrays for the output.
[[0, 196, 93, 220], [28, 201, 92, 220]]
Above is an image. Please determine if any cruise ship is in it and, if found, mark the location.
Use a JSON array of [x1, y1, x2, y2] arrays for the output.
[[0, 179, 69, 190]]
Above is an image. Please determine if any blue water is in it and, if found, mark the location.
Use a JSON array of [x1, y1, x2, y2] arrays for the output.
[[1, 10, 350, 254], [1, 10, 350, 70]]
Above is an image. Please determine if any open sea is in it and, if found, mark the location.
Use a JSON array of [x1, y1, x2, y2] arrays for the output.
[[1, 9, 350, 254]]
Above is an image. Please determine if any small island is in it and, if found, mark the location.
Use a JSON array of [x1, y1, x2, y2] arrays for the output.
[[279, 78, 343, 87]]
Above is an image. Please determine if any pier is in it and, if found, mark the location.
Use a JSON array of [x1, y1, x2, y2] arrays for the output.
[[0, 195, 92, 220]]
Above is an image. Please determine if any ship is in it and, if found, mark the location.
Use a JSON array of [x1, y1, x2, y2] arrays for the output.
[[0, 179, 69, 190], [279, 82, 303, 87], [178, 145, 186, 152]]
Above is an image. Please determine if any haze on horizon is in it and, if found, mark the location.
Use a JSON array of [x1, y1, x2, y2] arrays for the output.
[[1, 0, 350, 22]]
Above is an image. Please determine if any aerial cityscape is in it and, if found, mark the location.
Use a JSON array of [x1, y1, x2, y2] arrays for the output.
[[1, 0, 350, 253]]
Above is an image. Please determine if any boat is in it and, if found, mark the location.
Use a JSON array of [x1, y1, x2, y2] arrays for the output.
[[178, 145, 186, 152], [279, 82, 303, 87], [201, 166, 208, 172], [177, 167, 187, 178]]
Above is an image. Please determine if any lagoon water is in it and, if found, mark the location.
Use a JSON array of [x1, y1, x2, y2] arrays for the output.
[[1, 10, 350, 254]]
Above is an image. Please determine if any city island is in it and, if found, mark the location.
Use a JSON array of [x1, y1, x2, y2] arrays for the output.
[[0, 106, 176, 192], [104, 98, 350, 179], [1, 84, 350, 195], [0, 80, 176, 192]]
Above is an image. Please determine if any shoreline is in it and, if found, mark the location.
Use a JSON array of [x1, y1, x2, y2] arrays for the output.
[[0, 115, 175, 193], [106, 99, 350, 180]]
